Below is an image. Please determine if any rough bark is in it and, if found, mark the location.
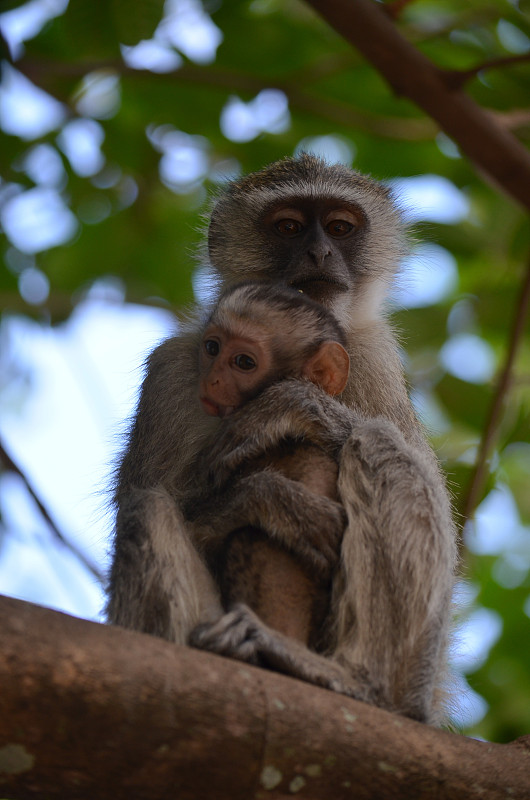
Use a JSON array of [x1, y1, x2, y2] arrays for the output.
[[305, 0, 530, 211], [0, 595, 529, 800]]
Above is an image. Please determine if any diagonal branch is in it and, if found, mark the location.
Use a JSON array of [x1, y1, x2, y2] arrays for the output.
[[305, 0, 530, 211], [0, 438, 104, 582], [445, 53, 530, 89], [461, 251, 530, 521]]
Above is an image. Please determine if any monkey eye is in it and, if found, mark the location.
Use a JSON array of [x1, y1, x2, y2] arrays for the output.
[[325, 219, 354, 238], [275, 219, 303, 237], [204, 339, 220, 357], [234, 354, 257, 371]]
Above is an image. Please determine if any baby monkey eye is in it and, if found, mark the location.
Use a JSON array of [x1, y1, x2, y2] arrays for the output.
[[204, 339, 219, 357], [326, 219, 354, 237], [275, 219, 303, 237], [234, 354, 257, 371]]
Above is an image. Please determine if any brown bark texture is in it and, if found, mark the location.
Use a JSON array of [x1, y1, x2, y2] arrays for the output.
[[0, 595, 529, 800], [305, 0, 530, 212]]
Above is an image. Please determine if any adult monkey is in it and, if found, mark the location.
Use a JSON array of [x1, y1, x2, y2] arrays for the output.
[[108, 154, 456, 724]]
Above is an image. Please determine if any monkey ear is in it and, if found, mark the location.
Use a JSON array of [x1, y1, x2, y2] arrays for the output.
[[303, 342, 350, 396]]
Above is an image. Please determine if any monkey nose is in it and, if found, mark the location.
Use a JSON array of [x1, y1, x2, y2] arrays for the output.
[[308, 247, 332, 265]]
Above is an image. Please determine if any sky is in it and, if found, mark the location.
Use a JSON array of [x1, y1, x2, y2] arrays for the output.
[[1, 0, 528, 731]]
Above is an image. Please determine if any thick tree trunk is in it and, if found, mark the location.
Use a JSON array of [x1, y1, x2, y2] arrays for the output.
[[0, 595, 529, 799]]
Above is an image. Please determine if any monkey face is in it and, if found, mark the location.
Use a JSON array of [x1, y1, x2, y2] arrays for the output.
[[207, 154, 406, 322], [198, 323, 272, 418], [260, 199, 363, 304]]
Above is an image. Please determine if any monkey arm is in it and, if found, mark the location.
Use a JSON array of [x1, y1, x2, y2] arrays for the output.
[[332, 418, 457, 723], [201, 379, 357, 491], [107, 487, 223, 642], [190, 417, 456, 722], [187, 469, 347, 583], [189, 415, 455, 723]]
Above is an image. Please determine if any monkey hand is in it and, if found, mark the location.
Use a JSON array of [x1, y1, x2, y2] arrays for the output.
[[188, 604, 320, 672], [189, 605, 385, 703], [259, 379, 357, 448], [188, 604, 266, 665], [203, 380, 355, 490]]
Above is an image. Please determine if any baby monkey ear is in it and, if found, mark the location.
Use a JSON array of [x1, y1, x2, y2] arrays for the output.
[[302, 342, 350, 396]]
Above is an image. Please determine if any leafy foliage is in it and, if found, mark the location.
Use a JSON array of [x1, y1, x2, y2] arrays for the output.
[[0, 0, 529, 742]]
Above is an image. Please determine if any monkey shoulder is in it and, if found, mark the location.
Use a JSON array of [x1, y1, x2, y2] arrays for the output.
[[119, 329, 220, 496], [146, 330, 201, 383]]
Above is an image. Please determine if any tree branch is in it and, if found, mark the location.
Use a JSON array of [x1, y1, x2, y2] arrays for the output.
[[462, 250, 530, 521], [0, 595, 529, 800], [445, 53, 530, 89], [17, 57, 437, 141], [0, 438, 104, 583], [305, 0, 530, 211]]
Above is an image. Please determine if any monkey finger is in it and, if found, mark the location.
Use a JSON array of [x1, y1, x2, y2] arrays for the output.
[[188, 605, 266, 664]]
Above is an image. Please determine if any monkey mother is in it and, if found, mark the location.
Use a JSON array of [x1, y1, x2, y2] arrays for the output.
[[107, 154, 457, 725]]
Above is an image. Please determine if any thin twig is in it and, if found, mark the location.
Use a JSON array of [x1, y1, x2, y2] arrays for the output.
[[0, 438, 105, 583], [444, 53, 530, 89], [462, 250, 530, 522]]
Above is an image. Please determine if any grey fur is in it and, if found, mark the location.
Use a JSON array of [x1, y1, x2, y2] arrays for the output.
[[107, 155, 457, 724]]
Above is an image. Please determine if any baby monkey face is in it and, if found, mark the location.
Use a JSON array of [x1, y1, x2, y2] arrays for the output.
[[199, 322, 272, 418]]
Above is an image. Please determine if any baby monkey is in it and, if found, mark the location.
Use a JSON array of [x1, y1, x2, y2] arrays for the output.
[[189, 282, 350, 648]]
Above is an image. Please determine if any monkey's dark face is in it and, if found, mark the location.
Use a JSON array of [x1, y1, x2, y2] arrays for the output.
[[207, 155, 405, 323], [260, 199, 364, 304]]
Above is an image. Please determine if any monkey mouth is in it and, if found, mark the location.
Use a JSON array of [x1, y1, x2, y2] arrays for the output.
[[200, 396, 218, 416], [289, 276, 348, 301], [200, 396, 236, 418]]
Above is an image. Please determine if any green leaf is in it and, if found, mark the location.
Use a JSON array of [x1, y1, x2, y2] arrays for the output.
[[111, 0, 165, 46]]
